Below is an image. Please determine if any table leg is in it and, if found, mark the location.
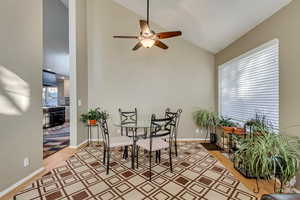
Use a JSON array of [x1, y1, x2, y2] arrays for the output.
[[222, 133, 224, 152], [97, 125, 100, 145], [88, 126, 90, 146], [131, 143, 135, 170], [144, 128, 147, 138]]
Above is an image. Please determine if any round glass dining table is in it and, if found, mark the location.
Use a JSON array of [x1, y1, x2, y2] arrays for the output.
[[113, 120, 151, 169], [113, 120, 151, 129]]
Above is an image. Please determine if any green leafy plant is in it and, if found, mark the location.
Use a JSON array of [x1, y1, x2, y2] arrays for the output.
[[245, 113, 272, 133], [219, 116, 238, 127], [80, 107, 109, 124], [234, 132, 300, 187], [193, 109, 219, 130], [193, 109, 219, 142]]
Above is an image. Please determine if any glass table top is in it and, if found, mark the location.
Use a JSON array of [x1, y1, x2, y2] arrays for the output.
[[113, 121, 151, 128]]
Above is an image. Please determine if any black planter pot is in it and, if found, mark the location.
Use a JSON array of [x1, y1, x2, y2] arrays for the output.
[[210, 133, 217, 144], [273, 156, 285, 176]]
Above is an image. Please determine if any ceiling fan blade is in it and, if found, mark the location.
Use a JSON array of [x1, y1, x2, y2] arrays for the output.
[[113, 36, 138, 39], [140, 20, 151, 33], [154, 40, 168, 50], [132, 42, 143, 51], [156, 31, 182, 39]]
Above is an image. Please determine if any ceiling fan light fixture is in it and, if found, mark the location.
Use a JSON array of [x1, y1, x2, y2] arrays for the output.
[[141, 38, 155, 48], [113, 0, 182, 51]]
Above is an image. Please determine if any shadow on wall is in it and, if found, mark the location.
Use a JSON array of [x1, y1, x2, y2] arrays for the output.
[[0, 65, 30, 115]]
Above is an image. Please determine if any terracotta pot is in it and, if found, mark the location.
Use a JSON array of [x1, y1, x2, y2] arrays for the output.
[[233, 127, 246, 135], [222, 126, 234, 134], [88, 120, 97, 125]]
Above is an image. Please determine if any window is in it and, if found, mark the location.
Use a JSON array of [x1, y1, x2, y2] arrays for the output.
[[42, 87, 58, 107], [219, 39, 279, 129]]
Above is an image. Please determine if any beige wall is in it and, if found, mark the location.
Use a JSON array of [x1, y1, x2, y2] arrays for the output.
[[0, 0, 43, 192], [76, 0, 89, 145], [87, 0, 216, 139], [215, 0, 300, 137], [69, 0, 89, 146], [43, 0, 69, 76]]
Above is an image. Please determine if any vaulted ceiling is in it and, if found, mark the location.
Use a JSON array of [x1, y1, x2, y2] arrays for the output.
[[113, 0, 291, 53]]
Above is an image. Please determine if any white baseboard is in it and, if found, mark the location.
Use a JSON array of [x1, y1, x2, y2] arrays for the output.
[[0, 167, 44, 198], [90, 138, 103, 142], [177, 138, 208, 142], [69, 139, 88, 148]]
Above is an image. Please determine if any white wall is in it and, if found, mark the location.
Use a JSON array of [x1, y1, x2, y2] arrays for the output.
[[43, 0, 69, 76], [87, 0, 215, 138], [0, 0, 43, 192]]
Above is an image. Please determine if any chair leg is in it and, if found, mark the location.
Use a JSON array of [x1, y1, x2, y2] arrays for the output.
[[126, 146, 129, 159], [103, 146, 106, 164], [149, 151, 152, 181], [169, 148, 173, 173], [155, 151, 158, 163], [131, 145, 135, 170], [175, 138, 178, 157], [123, 146, 129, 159], [122, 147, 126, 159], [136, 146, 139, 169], [158, 150, 161, 163], [106, 148, 110, 175]]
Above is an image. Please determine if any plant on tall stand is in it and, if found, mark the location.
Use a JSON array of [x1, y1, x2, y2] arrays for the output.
[[80, 107, 109, 125]]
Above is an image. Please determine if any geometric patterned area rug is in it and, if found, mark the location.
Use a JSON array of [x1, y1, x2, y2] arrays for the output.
[[15, 143, 257, 200], [43, 123, 70, 159]]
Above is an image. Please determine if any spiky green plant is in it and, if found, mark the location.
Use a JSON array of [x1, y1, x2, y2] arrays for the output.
[[219, 116, 238, 127], [245, 113, 272, 133], [234, 132, 300, 186], [193, 109, 219, 141], [193, 109, 219, 130]]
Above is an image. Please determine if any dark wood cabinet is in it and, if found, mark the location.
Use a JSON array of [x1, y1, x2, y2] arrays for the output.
[[43, 107, 65, 128]]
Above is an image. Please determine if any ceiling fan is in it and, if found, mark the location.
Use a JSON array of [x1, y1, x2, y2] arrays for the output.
[[113, 0, 182, 51]]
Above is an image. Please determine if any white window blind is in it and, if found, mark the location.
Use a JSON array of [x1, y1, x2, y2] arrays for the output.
[[219, 39, 279, 129]]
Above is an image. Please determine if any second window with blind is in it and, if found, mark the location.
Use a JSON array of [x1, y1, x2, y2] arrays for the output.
[[218, 39, 279, 129]]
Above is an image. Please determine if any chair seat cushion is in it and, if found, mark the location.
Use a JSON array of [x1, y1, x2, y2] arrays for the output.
[[110, 136, 133, 148], [137, 138, 169, 151], [126, 131, 146, 137], [156, 130, 170, 135]]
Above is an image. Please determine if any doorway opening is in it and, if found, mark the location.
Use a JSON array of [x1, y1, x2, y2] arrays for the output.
[[42, 0, 70, 159]]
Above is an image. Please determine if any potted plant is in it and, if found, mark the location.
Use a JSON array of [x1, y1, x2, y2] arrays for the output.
[[245, 113, 271, 135], [219, 116, 238, 132], [234, 131, 300, 192], [80, 107, 109, 125], [216, 117, 236, 151], [193, 109, 219, 143]]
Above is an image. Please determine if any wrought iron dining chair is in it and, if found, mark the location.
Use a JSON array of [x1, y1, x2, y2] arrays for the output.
[[119, 108, 147, 159], [99, 118, 134, 174], [136, 114, 173, 181], [118, 108, 138, 137], [165, 108, 183, 157]]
